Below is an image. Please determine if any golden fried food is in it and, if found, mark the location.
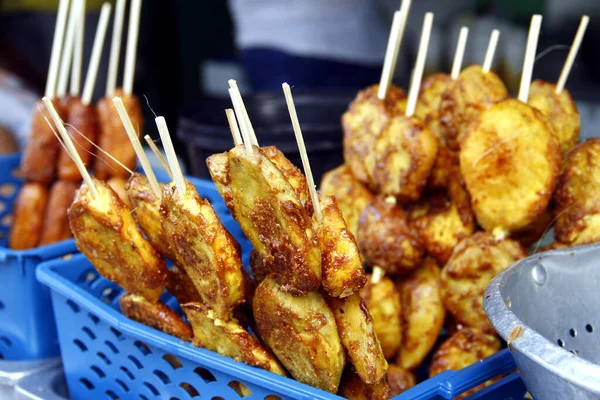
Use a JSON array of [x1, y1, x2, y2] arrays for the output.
[[318, 195, 366, 298], [328, 293, 388, 384], [21, 100, 64, 183], [226, 146, 321, 295], [68, 179, 167, 301], [125, 173, 171, 256], [512, 209, 553, 247], [120, 292, 192, 340], [416, 73, 453, 140], [397, 257, 445, 370], [166, 266, 202, 305], [338, 367, 391, 400], [357, 197, 425, 276], [95, 90, 143, 179], [39, 180, 79, 246], [529, 79, 580, 155], [342, 84, 406, 184], [554, 139, 600, 246], [408, 181, 475, 263], [206, 151, 234, 209], [427, 145, 459, 189], [161, 178, 245, 318], [249, 249, 269, 284], [460, 99, 561, 236], [360, 276, 401, 360], [441, 232, 526, 333], [320, 165, 375, 238], [183, 302, 286, 376], [429, 328, 501, 399], [253, 277, 345, 392], [371, 116, 439, 202], [387, 365, 416, 396], [58, 98, 98, 181], [439, 65, 509, 150], [107, 176, 131, 208], [262, 145, 311, 214], [9, 182, 48, 249]]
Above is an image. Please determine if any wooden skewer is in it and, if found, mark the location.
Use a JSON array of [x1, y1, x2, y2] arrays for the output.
[[82, 3, 112, 106], [56, 0, 79, 98], [45, 0, 71, 99], [42, 97, 97, 197], [144, 135, 173, 179], [482, 29, 500, 73], [518, 15, 542, 103], [378, 0, 412, 100], [282, 83, 323, 221], [113, 97, 161, 197], [229, 88, 253, 152], [371, 266, 384, 284], [155, 117, 185, 196], [225, 108, 243, 147], [556, 16, 589, 94], [228, 79, 258, 146], [70, 0, 85, 96], [451, 27, 468, 80], [405, 12, 434, 117], [123, 0, 142, 96], [106, 0, 127, 97]]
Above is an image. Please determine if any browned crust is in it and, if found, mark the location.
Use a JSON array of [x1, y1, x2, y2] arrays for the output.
[[439, 65, 509, 150], [120, 292, 192, 340], [338, 366, 392, 400], [357, 197, 425, 276], [59, 98, 98, 181], [427, 145, 459, 190], [416, 73, 453, 142], [39, 180, 79, 246], [387, 365, 416, 397], [166, 266, 202, 305], [9, 182, 49, 249]]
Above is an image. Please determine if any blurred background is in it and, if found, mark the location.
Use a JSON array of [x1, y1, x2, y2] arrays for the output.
[[1, 0, 599, 179]]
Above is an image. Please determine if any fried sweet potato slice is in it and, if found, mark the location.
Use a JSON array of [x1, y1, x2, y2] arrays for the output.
[[9, 182, 48, 249]]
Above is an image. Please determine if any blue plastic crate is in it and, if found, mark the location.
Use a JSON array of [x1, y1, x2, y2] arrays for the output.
[[0, 154, 79, 361]]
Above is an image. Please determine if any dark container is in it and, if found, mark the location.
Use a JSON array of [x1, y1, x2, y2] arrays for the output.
[[176, 90, 355, 184]]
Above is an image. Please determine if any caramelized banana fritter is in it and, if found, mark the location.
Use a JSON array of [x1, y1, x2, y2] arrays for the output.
[[415, 73, 453, 140], [427, 145, 459, 189], [357, 197, 425, 276], [371, 115, 439, 202], [39, 180, 79, 245], [320, 165, 375, 238], [338, 367, 391, 400], [360, 276, 402, 360], [107, 176, 132, 208], [120, 292, 192, 340], [328, 293, 388, 384], [206, 152, 234, 210], [441, 232, 527, 333], [59, 98, 98, 181], [554, 139, 600, 246], [439, 65, 509, 150], [166, 266, 202, 305], [318, 195, 366, 298], [9, 182, 49, 249], [529, 79, 580, 155], [342, 84, 407, 185], [397, 258, 445, 370], [161, 178, 245, 318], [429, 328, 501, 399], [68, 179, 167, 301], [249, 249, 269, 284], [226, 146, 322, 295], [183, 302, 286, 376], [460, 99, 561, 236], [253, 277, 345, 393], [387, 364, 417, 397]]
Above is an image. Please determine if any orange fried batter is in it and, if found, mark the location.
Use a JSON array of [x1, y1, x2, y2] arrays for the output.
[[338, 367, 391, 400], [9, 182, 48, 249], [166, 266, 202, 305], [161, 178, 245, 318], [427, 145, 459, 190], [39, 180, 79, 246], [68, 179, 167, 301], [59, 98, 98, 181], [120, 292, 192, 340], [387, 364, 416, 396], [416, 73, 453, 141]]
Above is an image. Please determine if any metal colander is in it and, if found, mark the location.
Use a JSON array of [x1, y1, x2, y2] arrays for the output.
[[484, 242, 600, 399]]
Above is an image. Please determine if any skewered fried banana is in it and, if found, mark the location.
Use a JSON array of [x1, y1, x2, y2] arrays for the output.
[[68, 179, 167, 301], [253, 277, 345, 392], [460, 99, 561, 236], [183, 302, 286, 376], [107, 176, 131, 208], [120, 292, 192, 340], [357, 197, 425, 276], [166, 266, 202, 305], [397, 257, 445, 370], [39, 180, 78, 245], [416, 73, 453, 140], [328, 293, 388, 384], [360, 275, 402, 360], [9, 182, 48, 249], [427, 145, 459, 190], [441, 232, 526, 333], [59, 98, 98, 181], [338, 367, 391, 400], [161, 178, 245, 318]]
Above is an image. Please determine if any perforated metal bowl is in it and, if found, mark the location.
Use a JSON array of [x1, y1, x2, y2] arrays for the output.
[[484, 242, 600, 399]]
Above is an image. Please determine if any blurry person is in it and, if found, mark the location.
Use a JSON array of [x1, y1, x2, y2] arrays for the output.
[[0, 67, 36, 153]]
